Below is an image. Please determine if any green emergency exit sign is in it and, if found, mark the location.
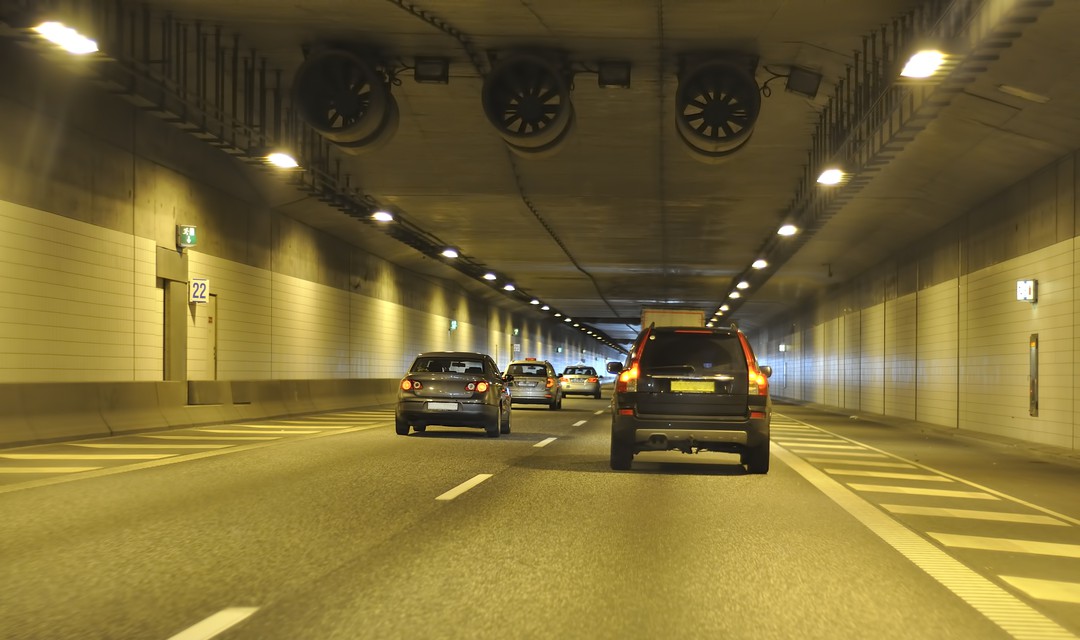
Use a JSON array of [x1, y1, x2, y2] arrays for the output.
[[176, 225, 197, 249]]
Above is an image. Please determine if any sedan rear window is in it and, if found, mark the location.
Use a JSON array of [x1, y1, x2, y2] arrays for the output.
[[412, 358, 485, 374], [639, 333, 746, 376], [507, 363, 548, 376], [564, 367, 596, 376]]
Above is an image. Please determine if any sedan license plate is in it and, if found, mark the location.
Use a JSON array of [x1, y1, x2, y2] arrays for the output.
[[427, 401, 459, 411], [670, 380, 714, 393]]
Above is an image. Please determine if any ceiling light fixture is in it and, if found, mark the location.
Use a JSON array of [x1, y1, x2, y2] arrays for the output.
[[530, 299, 540, 305], [265, 152, 299, 169], [482, 272, 497, 281], [900, 49, 944, 78], [34, 21, 98, 54], [541, 305, 551, 311], [720, 305, 729, 312], [503, 283, 516, 291], [752, 259, 768, 269], [729, 292, 741, 299], [440, 248, 459, 259], [778, 224, 798, 236], [371, 211, 394, 222], [736, 281, 750, 290], [817, 168, 846, 185]]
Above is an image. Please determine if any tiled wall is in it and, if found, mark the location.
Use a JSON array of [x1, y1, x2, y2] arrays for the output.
[[0, 200, 161, 383]]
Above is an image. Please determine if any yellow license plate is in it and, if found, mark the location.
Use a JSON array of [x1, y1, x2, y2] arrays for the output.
[[670, 380, 714, 393]]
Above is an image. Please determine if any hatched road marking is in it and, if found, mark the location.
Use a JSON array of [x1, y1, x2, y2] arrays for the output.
[[0, 466, 101, 474], [824, 469, 953, 482], [929, 533, 1080, 559], [167, 607, 259, 640], [881, 505, 1069, 526], [0, 453, 176, 461], [1001, 577, 1080, 605], [848, 484, 1000, 500]]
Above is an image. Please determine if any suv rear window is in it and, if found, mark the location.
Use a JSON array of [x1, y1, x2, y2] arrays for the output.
[[639, 331, 746, 376]]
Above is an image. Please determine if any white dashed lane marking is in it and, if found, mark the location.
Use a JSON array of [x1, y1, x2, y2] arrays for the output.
[[167, 607, 259, 640], [572, 420, 587, 427], [144, 435, 281, 441], [534, 437, 557, 448], [435, 474, 493, 501], [71, 443, 232, 449]]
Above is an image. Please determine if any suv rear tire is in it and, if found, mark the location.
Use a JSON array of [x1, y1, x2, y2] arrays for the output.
[[610, 434, 633, 470], [744, 439, 770, 474]]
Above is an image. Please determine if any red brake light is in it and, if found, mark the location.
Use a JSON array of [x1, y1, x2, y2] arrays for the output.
[[545, 377, 555, 389], [401, 379, 422, 391], [587, 377, 598, 383], [475, 381, 490, 393]]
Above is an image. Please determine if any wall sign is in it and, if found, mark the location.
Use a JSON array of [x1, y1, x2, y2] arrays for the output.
[[177, 225, 198, 249], [189, 278, 209, 304], [1016, 279, 1037, 302]]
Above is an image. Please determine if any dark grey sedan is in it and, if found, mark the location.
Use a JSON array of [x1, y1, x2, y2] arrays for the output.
[[395, 351, 512, 437]]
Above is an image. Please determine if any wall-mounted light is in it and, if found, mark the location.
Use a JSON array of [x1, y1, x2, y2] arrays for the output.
[[779, 344, 787, 352]]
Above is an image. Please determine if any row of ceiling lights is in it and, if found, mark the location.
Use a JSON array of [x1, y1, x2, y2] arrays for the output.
[[29, 20, 623, 353], [709, 47, 962, 325]]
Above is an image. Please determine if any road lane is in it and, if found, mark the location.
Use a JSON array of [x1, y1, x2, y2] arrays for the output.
[[0, 398, 1077, 639]]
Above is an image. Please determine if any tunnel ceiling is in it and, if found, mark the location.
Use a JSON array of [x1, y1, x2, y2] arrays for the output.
[[7, 0, 1078, 348]]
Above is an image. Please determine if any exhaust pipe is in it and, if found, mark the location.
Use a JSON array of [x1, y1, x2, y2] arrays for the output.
[[648, 434, 668, 449]]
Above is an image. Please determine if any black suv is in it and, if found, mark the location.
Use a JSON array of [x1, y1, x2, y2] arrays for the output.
[[606, 325, 773, 473]]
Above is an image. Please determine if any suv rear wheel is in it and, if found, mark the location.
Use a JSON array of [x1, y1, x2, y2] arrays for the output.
[[610, 433, 633, 470], [743, 439, 770, 474]]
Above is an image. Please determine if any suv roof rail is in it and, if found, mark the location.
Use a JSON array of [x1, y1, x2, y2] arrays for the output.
[[729, 321, 739, 331]]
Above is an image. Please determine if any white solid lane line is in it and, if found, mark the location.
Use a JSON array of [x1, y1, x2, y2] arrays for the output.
[[197, 429, 321, 435], [436, 474, 494, 501], [929, 533, 1080, 559], [780, 442, 865, 450], [848, 484, 1000, 500], [534, 437, 558, 448], [0, 467, 101, 474], [167, 607, 259, 640], [0, 453, 176, 460], [71, 444, 232, 449], [795, 451, 889, 459], [572, 420, 587, 427], [1000, 576, 1080, 604], [881, 505, 1068, 526], [144, 435, 282, 441]]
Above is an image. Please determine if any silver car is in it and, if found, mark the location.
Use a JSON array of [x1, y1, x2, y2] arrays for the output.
[[396, 351, 512, 437], [506, 359, 563, 410], [560, 365, 602, 399]]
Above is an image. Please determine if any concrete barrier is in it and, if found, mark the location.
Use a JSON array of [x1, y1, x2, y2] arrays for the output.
[[0, 378, 399, 447]]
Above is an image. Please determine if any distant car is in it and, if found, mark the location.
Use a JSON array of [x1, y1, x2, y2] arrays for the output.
[[606, 325, 772, 473], [505, 358, 563, 410], [396, 351, 512, 437], [560, 365, 602, 399]]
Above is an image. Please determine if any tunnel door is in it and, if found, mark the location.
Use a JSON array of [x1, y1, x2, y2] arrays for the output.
[[187, 293, 218, 380]]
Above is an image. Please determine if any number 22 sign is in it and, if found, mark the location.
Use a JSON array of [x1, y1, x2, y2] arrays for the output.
[[189, 278, 210, 304]]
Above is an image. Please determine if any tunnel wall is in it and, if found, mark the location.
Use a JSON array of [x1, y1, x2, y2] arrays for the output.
[[756, 154, 1079, 452], [0, 42, 614, 446]]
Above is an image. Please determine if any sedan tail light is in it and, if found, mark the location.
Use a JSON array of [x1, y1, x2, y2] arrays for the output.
[[587, 377, 598, 383], [468, 381, 490, 393], [401, 378, 422, 391]]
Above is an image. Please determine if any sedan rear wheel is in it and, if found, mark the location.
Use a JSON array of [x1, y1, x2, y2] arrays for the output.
[[485, 409, 501, 438], [500, 407, 511, 434], [395, 417, 410, 436]]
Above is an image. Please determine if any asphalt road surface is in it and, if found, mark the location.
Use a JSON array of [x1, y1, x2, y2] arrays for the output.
[[2, 398, 1079, 639]]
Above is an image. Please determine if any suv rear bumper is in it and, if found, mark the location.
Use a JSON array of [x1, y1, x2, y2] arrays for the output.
[[612, 411, 770, 452]]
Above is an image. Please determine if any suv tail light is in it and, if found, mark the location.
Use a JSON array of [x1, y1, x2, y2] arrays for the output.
[[545, 377, 556, 389], [616, 365, 639, 393], [748, 370, 768, 396]]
